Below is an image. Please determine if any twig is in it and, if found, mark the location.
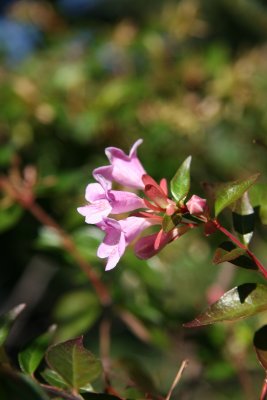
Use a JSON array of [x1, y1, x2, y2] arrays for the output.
[[117, 308, 151, 343], [41, 384, 82, 400], [100, 317, 111, 388], [165, 359, 189, 400], [0, 175, 111, 306]]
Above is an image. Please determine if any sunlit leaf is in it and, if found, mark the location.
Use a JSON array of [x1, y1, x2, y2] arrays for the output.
[[0, 304, 26, 346], [170, 156, 192, 202], [18, 325, 56, 375], [213, 241, 258, 270], [214, 174, 259, 217], [184, 283, 267, 327], [46, 336, 102, 391], [232, 192, 254, 245], [254, 325, 267, 371]]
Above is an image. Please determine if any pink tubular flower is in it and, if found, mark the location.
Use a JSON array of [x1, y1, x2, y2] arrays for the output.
[[97, 217, 154, 270], [77, 138, 209, 269], [77, 175, 145, 224], [93, 139, 146, 189], [186, 195, 207, 216], [135, 225, 191, 259]]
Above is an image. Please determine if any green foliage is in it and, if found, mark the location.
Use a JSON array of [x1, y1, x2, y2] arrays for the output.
[[0, 368, 49, 400], [214, 174, 259, 217], [170, 156, 192, 203], [249, 184, 267, 224], [0, 204, 23, 233], [2, 1, 267, 398], [213, 241, 258, 270], [18, 325, 56, 376], [232, 192, 255, 245], [46, 337, 102, 391], [184, 283, 267, 327], [0, 304, 25, 347]]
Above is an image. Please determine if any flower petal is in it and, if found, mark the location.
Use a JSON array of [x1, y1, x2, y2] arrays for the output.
[[95, 139, 146, 189], [77, 200, 112, 224], [97, 218, 126, 270], [85, 183, 105, 203], [119, 216, 154, 243], [134, 231, 170, 259], [186, 195, 207, 215], [109, 191, 145, 213]]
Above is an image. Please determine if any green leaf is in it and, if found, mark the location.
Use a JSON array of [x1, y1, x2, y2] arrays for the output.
[[0, 203, 23, 233], [18, 325, 56, 375], [0, 304, 26, 346], [249, 183, 267, 224], [170, 156, 192, 202], [214, 174, 259, 217], [41, 368, 69, 390], [254, 325, 267, 371], [184, 283, 267, 327], [213, 241, 258, 270], [46, 336, 102, 391], [232, 192, 254, 245], [0, 367, 49, 400]]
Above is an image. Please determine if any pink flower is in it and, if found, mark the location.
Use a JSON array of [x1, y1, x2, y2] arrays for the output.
[[77, 175, 145, 224], [93, 139, 146, 189], [77, 138, 204, 269], [97, 217, 154, 270], [186, 195, 207, 216]]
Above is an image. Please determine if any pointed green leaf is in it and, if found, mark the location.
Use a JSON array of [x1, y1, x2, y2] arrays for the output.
[[0, 304, 26, 346], [18, 325, 56, 375], [184, 283, 267, 327], [254, 325, 267, 371], [46, 336, 102, 391], [213, 241, 258, 270], [214, 173, 259, 217], [170, 156, 192, 202], [232, 192, 254, 245], [0, 368, 49, 400]]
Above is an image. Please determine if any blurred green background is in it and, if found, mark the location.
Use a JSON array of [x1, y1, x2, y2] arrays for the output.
[[1, 0, 267, 398]]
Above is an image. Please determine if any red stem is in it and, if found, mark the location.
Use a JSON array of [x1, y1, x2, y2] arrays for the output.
[[213, 220, 267, 280], [260, 377, 267, 400]]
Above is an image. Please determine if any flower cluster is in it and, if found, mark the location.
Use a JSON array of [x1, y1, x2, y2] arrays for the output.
[[78, 140, 207, 270]]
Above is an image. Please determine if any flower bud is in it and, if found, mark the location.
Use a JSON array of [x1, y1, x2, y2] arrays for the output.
[[186, 195, 207, 216]]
